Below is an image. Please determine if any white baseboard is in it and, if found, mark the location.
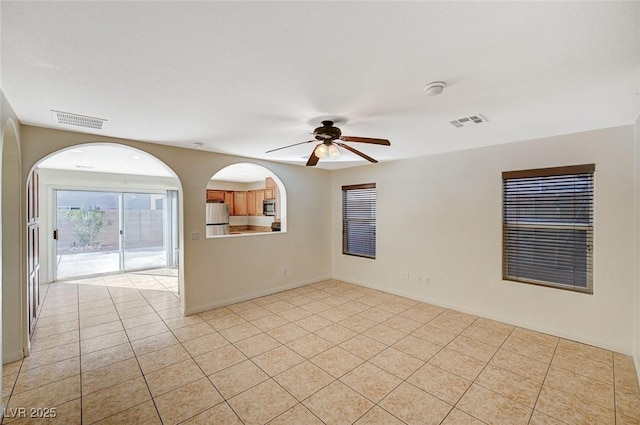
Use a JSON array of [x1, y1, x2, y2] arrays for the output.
[[2, 349, 24, 364], [185, 275, 332, 316], [333, 275, 630, 355]]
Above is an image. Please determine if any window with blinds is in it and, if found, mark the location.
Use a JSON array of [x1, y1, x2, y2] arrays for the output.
[[342, 183, 376, 259], [502, 164, 594, 293]]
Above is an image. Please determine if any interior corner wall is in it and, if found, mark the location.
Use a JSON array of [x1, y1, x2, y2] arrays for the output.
[[20, 125, 333, 317], [1, 92, 25, 370], [332, 125, 635, 354]]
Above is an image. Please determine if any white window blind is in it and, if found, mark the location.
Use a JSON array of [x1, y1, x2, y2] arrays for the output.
[[342, 183, 376, 259], [502, 164, 594, 293]]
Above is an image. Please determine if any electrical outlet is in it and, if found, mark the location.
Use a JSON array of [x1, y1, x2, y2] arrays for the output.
[[191, 232, 200, 240]]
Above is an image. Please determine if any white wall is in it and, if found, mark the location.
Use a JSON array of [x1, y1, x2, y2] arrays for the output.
[[20, 125, 332, 317], [37, 168, 180, 283], [1, 91, 23, 402], [333, 125, 635, 354]]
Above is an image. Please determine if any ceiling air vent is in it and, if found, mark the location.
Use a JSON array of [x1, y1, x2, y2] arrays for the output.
[[51, 110, 107, 130], [450, 114, 488, 128]]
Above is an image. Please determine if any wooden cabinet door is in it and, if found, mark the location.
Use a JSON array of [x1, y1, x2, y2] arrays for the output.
[[255, 190, 265, 216], [206, 190, 224, 202], [234, 191, 247, 216], [265, 188, 275, 199], [224, 191, 235, 215], [247, 190, 256, 216]]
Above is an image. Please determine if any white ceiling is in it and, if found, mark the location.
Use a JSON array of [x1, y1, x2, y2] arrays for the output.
[[2, 2, 639, 170], [211, 162, 273, 183], [38, 144, 176, 177]]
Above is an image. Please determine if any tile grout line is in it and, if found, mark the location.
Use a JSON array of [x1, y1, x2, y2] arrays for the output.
[[135, 279, 247, 425], [10, 272, 179, 425], [460, 325, 527, 424], [412, 315, 490, 425], [102, 281, 163, 425], [526, 336, 560, 425], [241, 288, 432, 425]]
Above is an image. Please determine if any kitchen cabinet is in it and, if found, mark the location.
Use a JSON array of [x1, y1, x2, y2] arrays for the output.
[[255, 189, 265, 216], [208, 187, 268, 216], [265, 188, 275, 199], [247, 190, 256, 216], [206, 190, 224, 202], [265, 177, 276, 199], [234, 191, 247, 216], [224, 191, 235, 215]]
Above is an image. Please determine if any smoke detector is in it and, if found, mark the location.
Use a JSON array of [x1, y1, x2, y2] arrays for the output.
[[193, 142, 204, 148], [424, 81, 446, 96], [51, 110, 107, 130]]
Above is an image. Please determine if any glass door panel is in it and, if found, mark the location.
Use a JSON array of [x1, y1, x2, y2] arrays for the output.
[[123, 193, 166, 271], [55, 190, 121, 279]]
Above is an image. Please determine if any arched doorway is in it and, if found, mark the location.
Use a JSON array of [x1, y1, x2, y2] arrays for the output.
[[36, 144, 182, 283]]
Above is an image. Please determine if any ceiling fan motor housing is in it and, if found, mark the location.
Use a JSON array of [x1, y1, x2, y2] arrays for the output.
[[314, 120, 341, 141]]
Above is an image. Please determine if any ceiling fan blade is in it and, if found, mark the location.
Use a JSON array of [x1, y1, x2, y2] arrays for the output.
[[339, 136, 390, 146], [336, 142, 378, 163], [306, 144, 322, 166], [265, 140, 314, 154]]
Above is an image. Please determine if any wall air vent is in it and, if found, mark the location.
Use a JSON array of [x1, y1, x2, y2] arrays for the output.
[[450, 114, 488, 128], [51, 110, 107, 130]]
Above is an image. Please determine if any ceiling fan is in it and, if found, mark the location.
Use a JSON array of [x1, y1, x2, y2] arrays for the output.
[[265, 120, 391, 166]]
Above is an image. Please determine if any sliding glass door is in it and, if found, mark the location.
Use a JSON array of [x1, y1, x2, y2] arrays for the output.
[[55, 190, 121, 279], [55, 190, 170, 280], [123, 193, 166, 270]]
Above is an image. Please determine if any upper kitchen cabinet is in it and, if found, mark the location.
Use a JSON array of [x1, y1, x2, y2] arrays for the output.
[[207, 163, 287, 235], [206, 190, 224, 202], [265, 177, 276, 199], [224, 191, 235, 215]]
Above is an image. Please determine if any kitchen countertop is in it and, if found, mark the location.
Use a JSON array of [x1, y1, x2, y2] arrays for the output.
[[229, 230, 273, 235]]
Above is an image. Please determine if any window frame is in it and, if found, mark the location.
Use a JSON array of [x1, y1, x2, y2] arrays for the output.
[[342, 183, 376, 259], [502, 164, 594, 294]]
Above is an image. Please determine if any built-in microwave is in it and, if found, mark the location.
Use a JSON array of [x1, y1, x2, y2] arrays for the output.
[[263, 199, 276, 216]]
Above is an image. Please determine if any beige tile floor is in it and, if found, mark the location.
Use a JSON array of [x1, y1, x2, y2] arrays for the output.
[[57, 268, 179, 293], [2, 277, 639, 424]]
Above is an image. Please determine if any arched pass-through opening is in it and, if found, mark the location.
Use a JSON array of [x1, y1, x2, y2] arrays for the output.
[[206, 162, 287, 237], [2, 119, 25, 363]]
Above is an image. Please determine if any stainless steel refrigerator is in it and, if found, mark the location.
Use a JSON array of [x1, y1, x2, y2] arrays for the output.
[[206, 202, 230, 236]]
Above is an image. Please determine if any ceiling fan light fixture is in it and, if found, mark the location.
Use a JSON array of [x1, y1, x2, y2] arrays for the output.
[[314, 144, 328, 158], [424, 81, 446, 96], [327, 144, 340, 159]]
